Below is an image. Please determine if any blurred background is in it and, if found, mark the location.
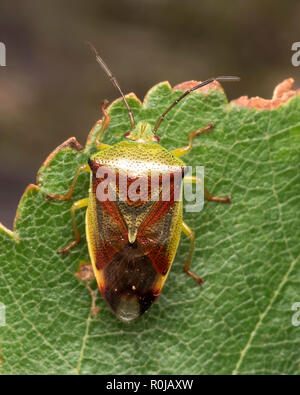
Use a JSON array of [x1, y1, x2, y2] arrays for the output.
[[0, 0, 299, 228]]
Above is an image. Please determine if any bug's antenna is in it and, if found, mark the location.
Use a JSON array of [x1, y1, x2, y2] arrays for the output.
[[153, 76, 240, 134], [87, 42, 135, 130]]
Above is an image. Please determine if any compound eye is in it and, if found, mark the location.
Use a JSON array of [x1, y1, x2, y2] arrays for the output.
[[124, 132, 131, 139], [153, 135, 160, 142]]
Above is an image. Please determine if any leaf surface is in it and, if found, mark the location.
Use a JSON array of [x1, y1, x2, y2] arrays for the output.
[[0, 80, 300, 374]]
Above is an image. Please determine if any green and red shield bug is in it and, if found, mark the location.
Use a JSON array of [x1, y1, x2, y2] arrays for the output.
[[47, 43, 239, 322]]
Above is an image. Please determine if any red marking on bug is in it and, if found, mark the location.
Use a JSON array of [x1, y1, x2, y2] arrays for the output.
[[147, 245, 169, 275]]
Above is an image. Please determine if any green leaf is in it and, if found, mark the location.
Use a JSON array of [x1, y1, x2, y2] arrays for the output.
[[1, 81, 300, 375]]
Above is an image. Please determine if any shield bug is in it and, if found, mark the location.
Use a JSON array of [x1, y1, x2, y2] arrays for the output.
[[47, 44, 239, 322]]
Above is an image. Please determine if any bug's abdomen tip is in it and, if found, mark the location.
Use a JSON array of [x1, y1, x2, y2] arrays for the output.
[[115, 296, 140, 322], [101, 287, 159, 322]]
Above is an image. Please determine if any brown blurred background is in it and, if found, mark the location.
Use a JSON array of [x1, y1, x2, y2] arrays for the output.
[[0, 0, 299, 228]]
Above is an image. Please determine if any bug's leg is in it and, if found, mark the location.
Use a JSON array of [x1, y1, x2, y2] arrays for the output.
[[59, 198, 89, 255], [94, 100, 111, 151], [75, 262, 99, 316], [184, 176, 231, 203], [46, 163, 90, 201], [46, 164, 90, 253], [181, 221, 205, 286], [204, 185, 231, 203], [171, 122, 214, 158]]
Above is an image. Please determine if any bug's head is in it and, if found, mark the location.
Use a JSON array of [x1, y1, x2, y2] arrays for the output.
[[124, 121, 160, 143]]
